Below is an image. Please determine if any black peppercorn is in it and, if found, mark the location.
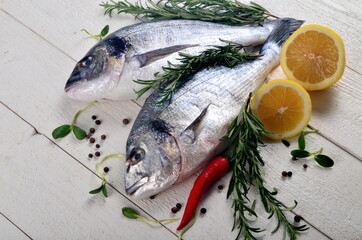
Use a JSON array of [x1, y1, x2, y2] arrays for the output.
[[101, 135, 106, 140], [122, 118, 130, 125], [88, 153, 93, 158], [171, 207, 179, 213], [96, 144, 100, 148], [303, 164, 308, 169], [294, 215, 302, 222], [89, 137, 95, 143], [282, 171, 288, 177], [95, 151, 101, 157], [92, 115, 97, 120], [95, 120, 101, 125], [281, 139, 290, 147], [218, 185, 224, 190], [287, 171, 293, 177], [176, 203, 182, 209], [200, 208, 207, 214], [104, 167, 109, 173], [89, 128, 95, 133]]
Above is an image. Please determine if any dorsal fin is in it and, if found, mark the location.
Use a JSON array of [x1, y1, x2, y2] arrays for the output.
[[136, 44, 198, 68]]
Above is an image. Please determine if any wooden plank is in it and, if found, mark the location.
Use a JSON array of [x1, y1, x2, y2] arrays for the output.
[[0, 7, 361, 240], [0, 214, 31, 240], [1, 0, 361, 157], [0, 103, 177, 240]]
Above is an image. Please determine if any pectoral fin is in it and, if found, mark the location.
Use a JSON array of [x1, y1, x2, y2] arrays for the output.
[[181, 104, 210, 143], [136, 44, 198, 68]]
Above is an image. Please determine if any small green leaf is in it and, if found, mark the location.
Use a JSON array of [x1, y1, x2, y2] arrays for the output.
[[72, 125, 87, 140], [298, 132, 306, 150], [102, 184, 108, 198], [89, 185, 103, 194], [314, 154, 334, 168], [52, 124, 71, 139], [100, 25, 109, 37], [122, 207, 139, 219], [291, 149, 311, 158]]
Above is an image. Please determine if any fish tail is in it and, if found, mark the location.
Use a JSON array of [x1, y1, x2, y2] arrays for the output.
[[262, 18, 304, 52]]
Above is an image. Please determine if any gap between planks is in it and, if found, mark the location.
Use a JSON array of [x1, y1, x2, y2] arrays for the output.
[[0, 101, 178, 239], [0, 212, 33, 240], [0, 6, 359, 240]]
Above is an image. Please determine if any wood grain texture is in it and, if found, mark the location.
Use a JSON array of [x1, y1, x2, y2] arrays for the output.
[[0, 214, 30, 240], [0, 103, 177, 240], [0, 0, 362, 240], [1, 0, 361, 157]]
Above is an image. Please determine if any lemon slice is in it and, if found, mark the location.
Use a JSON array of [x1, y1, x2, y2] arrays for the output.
[[280, 24, 345, 90], [250, 79, 312, 140]]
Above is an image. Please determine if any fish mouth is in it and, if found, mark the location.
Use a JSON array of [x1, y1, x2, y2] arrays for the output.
[[125, 176, 149, 196]]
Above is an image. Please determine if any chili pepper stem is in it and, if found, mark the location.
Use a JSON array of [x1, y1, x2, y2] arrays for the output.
[[71, 100, 97, 126]]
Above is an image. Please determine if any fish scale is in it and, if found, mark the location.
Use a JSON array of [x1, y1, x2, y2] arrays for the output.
[[125, 18, 304, 199]]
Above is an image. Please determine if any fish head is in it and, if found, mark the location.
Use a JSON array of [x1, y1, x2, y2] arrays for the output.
[[125, 119, 181, 199], [64, 37, 129, 101]]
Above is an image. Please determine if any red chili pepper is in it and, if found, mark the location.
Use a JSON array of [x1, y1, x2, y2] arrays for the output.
[[176, 156, 229, 230]]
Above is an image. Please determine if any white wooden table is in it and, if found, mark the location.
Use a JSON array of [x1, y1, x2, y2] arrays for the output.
[[0, 1, 361, 239]]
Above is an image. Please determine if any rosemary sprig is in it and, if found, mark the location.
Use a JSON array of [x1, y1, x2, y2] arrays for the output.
[[101, 0, 277, 25], [134, 40, 261, 105], [223, 94, 308, 239]]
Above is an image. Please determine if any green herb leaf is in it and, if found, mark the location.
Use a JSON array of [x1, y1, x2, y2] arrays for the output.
[[134, 41, 261, 105], [89, 185, 103, 194], [298, 132, 306, 150], [314, 154, 334, 168], [72, 125, 87, 140], [291, 149, 311, 158], [100, 25, 109, 37], [52, 124, 72, 139], [102, 184, 108, 198], [101, 0, 276, 26], [122, 207, 139, 219]]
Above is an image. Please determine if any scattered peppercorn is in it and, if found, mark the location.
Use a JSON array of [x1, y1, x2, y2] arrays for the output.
[[171, 207, 179, 213], [92, 115, 97, 120], [88, 153, 93, 158], [95, 151, 101, 157], [101, 135, 106, 140], [294, 215, 302, 222], [217, 185, 224, 190], [287, 171, 293, 177], [303, 164, 308, 169], [89, 128, 95, 133], [89, 137, 95, 143], [176, 203, 182, 209], [96, 144, 100, 148], [200, 208, 207, 214], [149, 195, 155, 200], [292, 156, 297, 160], [282, 171, 288, 177], [122, 118, 130, 125], [104, 167, 109, 173], [86, 134, 91, 139], [281, 139, 290, 147], [95, 120, 101, 125]]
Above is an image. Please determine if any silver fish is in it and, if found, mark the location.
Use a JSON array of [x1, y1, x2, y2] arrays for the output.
[[64, 19, 280, 101], [125, 18, 304, 199]]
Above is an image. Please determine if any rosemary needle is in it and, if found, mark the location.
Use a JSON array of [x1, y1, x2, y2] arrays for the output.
[[134, 40, 260, 105]]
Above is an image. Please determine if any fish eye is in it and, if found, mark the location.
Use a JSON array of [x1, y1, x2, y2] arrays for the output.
[[132, 148, 145, 163], [81, 56, 93, 67]]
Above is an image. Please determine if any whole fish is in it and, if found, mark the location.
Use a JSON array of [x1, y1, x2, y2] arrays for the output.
[[65, 19, 281, 101], [125, 18, 304, 199]]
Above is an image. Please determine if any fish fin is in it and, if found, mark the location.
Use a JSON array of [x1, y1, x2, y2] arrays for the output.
[[262, 18, 304, 51], [181, 104, 210, 143], [136, 44, 198, 68]]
